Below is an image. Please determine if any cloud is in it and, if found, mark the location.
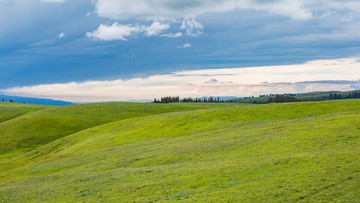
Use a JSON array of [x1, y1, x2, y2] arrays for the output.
[[205, 79, 219, 83], [89, 0, 360, 41], [177, 43, 192, 48], [180, 19, 203, 36], [143, 21, 170, 37], [93, 0, 314, 20], [2, 57, 360, 103], [86, 19, 203, 41], [86, 22, 170, 40], [161, 32, 183, 38], [94, 0, 360, 21], [86, 23, 142, 41], [351, 80, 360, 89], [40, 0, 65, 2], [58, 32, 65, 38]]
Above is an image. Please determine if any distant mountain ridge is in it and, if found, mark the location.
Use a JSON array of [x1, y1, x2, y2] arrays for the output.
[[0, 95, 73, 106]]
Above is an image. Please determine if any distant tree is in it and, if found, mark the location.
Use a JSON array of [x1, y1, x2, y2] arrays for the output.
[[268, 94, 301, 103], [345, 91, 360, 99]]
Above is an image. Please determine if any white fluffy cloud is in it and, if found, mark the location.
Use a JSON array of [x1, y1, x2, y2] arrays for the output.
[[2, 57, 360, 102], [86, 22, 171, 40], [144, 21, 170, 37], [86, 19, 203, 41], [88, 0, 360, 41], [86, 23, 141, 41], [180, 19, 203, 36]]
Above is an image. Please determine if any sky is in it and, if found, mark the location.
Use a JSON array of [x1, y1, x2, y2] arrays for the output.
[[0, 0, 360, 102]]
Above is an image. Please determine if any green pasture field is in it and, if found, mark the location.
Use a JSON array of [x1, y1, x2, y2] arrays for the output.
[[0, 102, 231, 157], [0, 102, 50, 123], [0, 100, 359, 202]]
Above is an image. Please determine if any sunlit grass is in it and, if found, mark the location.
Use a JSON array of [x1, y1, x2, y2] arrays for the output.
[[0, 102, 232, 155], [0, 102, 50, 123], [0, 100, 359, 201]]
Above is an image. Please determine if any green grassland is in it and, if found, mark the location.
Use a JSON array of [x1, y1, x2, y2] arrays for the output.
[[0, 102, 229, 157], [0, 100, 359, 202], [0, 102, 50, 123]]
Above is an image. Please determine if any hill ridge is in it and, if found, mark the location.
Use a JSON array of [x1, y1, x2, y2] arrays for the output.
[[3, 100, 360, 173], [0, 102, 233, 156], [0, 103, 51, 124]]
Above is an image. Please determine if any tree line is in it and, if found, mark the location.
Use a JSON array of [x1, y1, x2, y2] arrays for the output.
[[0, 98, 25, 103], [152, 91, 360, 104], [230, 91, 360, 104], [228, 94, 301, 104], [1, 98, 15, 103], [329, 91, 360, 100], [152, 96, 225, 103], [268, 95, 301, 103], [152, 95, 302, 104]]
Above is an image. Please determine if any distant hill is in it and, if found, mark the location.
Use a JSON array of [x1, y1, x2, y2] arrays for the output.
[[0, 95, 73, 106], [229, 90, 360, 104]]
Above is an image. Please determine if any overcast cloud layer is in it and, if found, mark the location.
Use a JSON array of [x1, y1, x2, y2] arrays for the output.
[[94, 0, 360, 20], [0, 0, 359, 101], [89, 0, 360, 41], [2, 57, 359, 102]]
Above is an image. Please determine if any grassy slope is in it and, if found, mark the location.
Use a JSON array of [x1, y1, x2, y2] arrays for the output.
[[0, 100, 359, 201], [0, 102, 230, 157], [0, 102, 50, 123]]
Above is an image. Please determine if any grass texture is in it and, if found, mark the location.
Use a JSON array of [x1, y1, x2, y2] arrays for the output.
[[0, 103, 50, 123], [0, 100, 359, 202], [0, 102, 227, 156]]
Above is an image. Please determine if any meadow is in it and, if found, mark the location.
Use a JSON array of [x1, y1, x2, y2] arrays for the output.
[[0, 100, 359, 202], [0, 103, 50, 123]]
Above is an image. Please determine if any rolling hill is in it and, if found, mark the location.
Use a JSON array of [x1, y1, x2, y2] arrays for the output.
[[0, 100, 359, 201], [0, 102, 51, 123], [0, 102, 228, 157], [0, 95, 73, 106]]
